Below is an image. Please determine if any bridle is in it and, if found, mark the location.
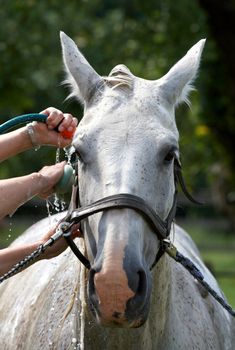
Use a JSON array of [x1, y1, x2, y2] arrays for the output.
[[0, 115, 234, 317], [1, 155, 234, 318], [63, 158, 200, 270]]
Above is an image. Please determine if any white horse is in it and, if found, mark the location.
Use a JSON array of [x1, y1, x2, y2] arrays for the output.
[[0, 32, 234, 350]]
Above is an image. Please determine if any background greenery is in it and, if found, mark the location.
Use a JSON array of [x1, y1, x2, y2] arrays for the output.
[[0, 1, 234, 305]]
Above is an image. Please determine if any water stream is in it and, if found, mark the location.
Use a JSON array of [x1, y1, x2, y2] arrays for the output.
[[78, 240, 86, 350], [8, 144, 84, 348], [53, 146, 86, 349]]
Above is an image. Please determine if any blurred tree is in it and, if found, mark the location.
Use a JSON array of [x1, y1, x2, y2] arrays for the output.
[[0, 0, 208, 177], [0, 0, 83, 175]]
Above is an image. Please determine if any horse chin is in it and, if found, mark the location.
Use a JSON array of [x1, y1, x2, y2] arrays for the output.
[[92, 311, 147, 329], [100, 318, 146, 329]]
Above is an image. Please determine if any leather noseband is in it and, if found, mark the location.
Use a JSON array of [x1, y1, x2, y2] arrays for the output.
[[63, 160, 199, 270]]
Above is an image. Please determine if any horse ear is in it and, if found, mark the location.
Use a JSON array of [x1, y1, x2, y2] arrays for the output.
[[159, 39, 206, 106], [60, 31, 102, 103]]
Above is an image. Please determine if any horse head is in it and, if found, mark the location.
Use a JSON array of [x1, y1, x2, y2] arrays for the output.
[[60, 32, 205, 328]]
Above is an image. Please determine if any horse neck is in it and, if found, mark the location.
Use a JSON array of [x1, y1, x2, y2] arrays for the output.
[[148, 254, 173, 332]]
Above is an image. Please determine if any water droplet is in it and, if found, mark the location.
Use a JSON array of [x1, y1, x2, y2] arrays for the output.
[[56, 147, 61, 163], [46, 200, 52, 215], [64, 145, 75, 165]]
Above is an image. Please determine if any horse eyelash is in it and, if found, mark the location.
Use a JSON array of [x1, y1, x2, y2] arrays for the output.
[[164, 151, 177, 163]]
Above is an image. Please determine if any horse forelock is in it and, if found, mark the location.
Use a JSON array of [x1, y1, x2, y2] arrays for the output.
[[63, 64, 134, 105], [104, 64, 134, 91], [103, 75, 133, 91]]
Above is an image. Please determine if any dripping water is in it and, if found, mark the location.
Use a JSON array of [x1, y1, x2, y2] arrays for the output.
[[78, 240, 86, 350], [46, 199, 53, 226]]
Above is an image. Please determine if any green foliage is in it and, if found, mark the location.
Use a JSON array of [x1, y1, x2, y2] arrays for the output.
[[0, 0, 211, 177], [0, 0, 227, 198]]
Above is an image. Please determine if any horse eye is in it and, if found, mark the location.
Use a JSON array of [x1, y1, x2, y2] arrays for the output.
[[164, 151, 175, 164]]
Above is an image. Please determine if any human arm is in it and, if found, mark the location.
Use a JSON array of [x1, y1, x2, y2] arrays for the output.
[[0, 161, 66, 220], [0, 107, 78, 162], [0, 224, 81, 275]]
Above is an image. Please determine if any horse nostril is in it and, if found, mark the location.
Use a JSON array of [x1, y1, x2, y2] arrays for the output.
[[88, 268, 99, 311], [136, 270, 147, 296], [127, 268, 147, 295], [89, 268, 98, 294], [126, 269, 148, 314]]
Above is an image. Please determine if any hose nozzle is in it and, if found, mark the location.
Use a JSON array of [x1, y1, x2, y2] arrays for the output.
[[55, 164, 75, 195]]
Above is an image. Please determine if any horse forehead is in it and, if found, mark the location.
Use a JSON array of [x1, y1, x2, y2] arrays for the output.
[[101, 78, 164, 109], [95, 77, 176, 129], [76, 76, 178, 147], [77, 114, 176, 149]]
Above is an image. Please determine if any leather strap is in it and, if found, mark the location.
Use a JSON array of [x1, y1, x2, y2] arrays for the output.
[[63, 161, 200, 270], [70, 193, 177, 240]]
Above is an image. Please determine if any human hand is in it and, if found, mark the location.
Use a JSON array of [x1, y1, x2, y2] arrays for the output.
[[31, 107, 78, 148], [39, 223, 82, 259], [37, 161, 66, 199]]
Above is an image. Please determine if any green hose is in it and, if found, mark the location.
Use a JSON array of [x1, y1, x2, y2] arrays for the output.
[[0, 113, 47, 134]]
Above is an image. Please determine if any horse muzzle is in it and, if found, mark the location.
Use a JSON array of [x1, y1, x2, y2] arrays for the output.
[[88, 264, 151, 328]]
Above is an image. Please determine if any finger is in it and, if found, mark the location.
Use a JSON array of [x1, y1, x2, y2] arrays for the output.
[[46, 110, 64, 130], [71, 223, 80, 232], [71, 224, 82, 238], [40, 107, 59, 116], [73, 117, 78, 127], [73, 229, 82, 238], [58, 114, 76, 132], [70, 117, 78, 132]]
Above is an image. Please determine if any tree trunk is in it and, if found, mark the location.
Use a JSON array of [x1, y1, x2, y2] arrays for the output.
[[198, 0, 235, 229]]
